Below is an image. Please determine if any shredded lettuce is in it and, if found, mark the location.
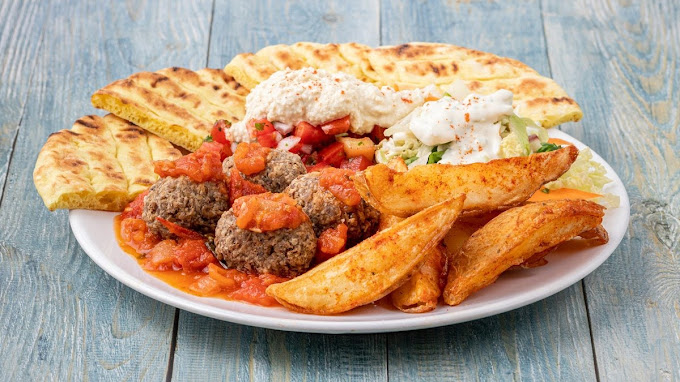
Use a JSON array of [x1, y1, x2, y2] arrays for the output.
[[544, 148, 620, 208]]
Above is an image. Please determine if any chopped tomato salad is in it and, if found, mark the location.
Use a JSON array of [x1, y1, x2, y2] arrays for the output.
[[232, 192, 308, 232], [319, 167, 362, 206]]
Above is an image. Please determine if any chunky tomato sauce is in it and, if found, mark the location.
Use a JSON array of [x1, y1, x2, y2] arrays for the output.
[[232, 192, 308, 232], [115, 193, 288, 307], [319, 167, 361, 206], [233, 142, 270, 175]]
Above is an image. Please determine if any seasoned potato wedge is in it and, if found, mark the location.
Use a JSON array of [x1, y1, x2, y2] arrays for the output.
[[443, 199, 608, 306], [266, 194, 466, 315], [355, 146, 578, 218], [390, 245, 447, 313]]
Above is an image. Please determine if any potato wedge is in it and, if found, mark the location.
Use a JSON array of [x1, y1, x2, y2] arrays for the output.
[[355, 145, 578, 217], [443, 199, 608, 306], [266, 194, 466, 315], [390, 245, 446, 313]]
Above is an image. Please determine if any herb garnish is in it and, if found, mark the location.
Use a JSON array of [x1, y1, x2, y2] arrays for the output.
[[537, 143, 561, 153], [203, 135, 213, 142], [254, 123, 264, 131]]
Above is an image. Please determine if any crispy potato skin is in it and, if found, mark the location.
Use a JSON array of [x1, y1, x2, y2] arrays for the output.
[[266, 194, 465, 315], [390, 245, 446, 313], [355, 146, 579, 218], [443, 199, 607, 306]]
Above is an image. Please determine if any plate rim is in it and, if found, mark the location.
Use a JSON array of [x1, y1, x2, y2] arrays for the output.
[[69, 130, 630, 334]]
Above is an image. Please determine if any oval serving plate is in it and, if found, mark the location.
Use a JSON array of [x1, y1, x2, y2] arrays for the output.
[[69, 130, 629, 334]]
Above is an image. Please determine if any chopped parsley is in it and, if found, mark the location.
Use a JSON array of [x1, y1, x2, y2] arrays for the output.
[[254, 122, 265, 131], [405, 157, 418, 165], [537, 143, 561, 153], [427, 150, 445, 164], [443, 92, 452, 97], [541, 188, 550, 194], [357, 141, 364, 146], [203, 135, 213, 142]]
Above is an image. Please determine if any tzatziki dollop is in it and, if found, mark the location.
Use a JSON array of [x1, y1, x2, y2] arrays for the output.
[[228, 68, 437, 142], [378, 89, 519, 166]]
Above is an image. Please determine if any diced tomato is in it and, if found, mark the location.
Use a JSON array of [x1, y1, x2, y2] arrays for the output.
[[155, 217, 204, 239], [227, 274, 289, 307], [120, 217, 161, 254], [233, 142, 271, 175], [154, 141, 226, 183], [288, 142, 304, 154], [339, 156, 372, 171], [318, 142, 347, 166], [229, 167, 267, 205], [246, 119, 279, 148], [369, 125, 386, 143], [210, 120, 231, 145], [294, 121, 330, 145], [143, 240, 178, 271], [188, 276, 222, 297], [320, 116, 351, 135], [121, 190, 149, 220], [319, 167, 361, 206], [174, 239, 217, 272], [207, 264, 239, 291], [316, 223, 348, 263], [337, 137, 375, 160], [247, 118, 275, 137], [306, 161, 331, 173], [256, 132, 279, 148]]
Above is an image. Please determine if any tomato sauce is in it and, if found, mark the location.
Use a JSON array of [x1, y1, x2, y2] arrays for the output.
[[114, 215, 288, 307], [233, 142, 270, 175], [319, 167, 361, 206], [232, 192, 308, 231]]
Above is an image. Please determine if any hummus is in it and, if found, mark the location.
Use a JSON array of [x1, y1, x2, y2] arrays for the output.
[[228, 68, 437, 142]]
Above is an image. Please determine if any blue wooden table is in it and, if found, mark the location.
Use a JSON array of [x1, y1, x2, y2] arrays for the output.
[[1, 0, 678, 380]]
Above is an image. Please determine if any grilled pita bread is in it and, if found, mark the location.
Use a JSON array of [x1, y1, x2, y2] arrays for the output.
[[91, 67, 247, 151], [224, 42, 582, 127], [33, 114, 182, 211]]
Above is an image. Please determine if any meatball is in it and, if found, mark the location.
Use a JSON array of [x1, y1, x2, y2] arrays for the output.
[[223, 148, 306, 193], [143, 175, 230, 238], [285, 172, 380, 244], [213, 211, 316, 277]]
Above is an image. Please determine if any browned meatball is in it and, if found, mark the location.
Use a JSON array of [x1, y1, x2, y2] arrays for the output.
[[284, 172, 380, 245], [142, 175, 229, 238], [223, 148, 306, 193], [213, 210, 316, 277]]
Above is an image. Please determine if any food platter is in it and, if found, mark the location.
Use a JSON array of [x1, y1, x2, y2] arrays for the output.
[[69, 129, 629, 334]]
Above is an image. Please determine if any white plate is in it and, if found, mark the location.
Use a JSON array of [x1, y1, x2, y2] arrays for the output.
[[70, 130, 630, 334]]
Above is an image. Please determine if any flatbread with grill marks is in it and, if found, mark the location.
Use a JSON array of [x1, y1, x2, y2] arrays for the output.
[[91, 67, 247, 151], [33, 114, 182, 211], [224, 42, 582, 127]]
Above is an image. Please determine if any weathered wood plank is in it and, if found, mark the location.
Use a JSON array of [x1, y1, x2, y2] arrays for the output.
[[0, 0, 49, 199], [171, 1, 387, 381], [0, 0, 212, 380], [382, 1, 597, 380], [206, 0, 381, 67], [542, 0, 680, 380]]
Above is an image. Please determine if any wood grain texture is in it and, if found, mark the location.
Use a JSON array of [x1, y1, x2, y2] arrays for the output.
[[542, 0, 680, 380], [0, 0, 212, 380], [382, 1, 597, 380], [0, 0, 49, 199], [172, 313, 387, 382], [170, 1, 388, 381]]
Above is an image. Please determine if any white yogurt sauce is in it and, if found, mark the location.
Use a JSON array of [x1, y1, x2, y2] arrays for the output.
[[406, 89, 514, 165], [228, 68, 437, 142]]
